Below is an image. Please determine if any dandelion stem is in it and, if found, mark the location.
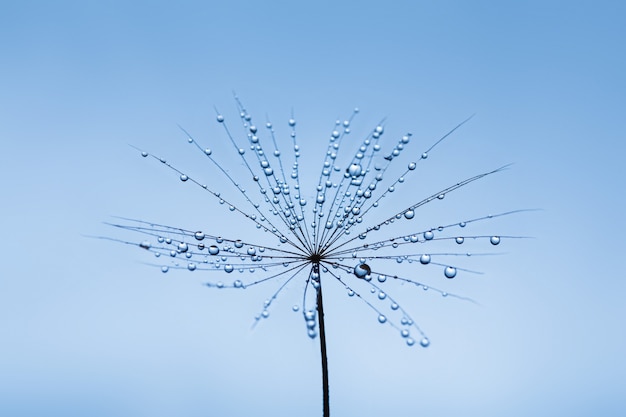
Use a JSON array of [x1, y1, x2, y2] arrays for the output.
[[316, 271, 330, 417]]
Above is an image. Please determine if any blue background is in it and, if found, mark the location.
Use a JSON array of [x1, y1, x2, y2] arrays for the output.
[[1, 1, 624, 416]]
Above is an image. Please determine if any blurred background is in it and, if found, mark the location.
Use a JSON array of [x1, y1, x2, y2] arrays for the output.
[[1, 1, 624, 416]]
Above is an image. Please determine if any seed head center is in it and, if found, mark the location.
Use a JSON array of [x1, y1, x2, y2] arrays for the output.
[[308, 253, 322, 263]]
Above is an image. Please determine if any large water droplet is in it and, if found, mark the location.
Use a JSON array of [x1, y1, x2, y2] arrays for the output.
[[423, 231, 434, 240], [161, 266, 169, 273], [216, 114, 224, 123], [455, 237, 464, 244], [139, 241, 151, 249], [187, 263, 196, 271], [347, 163, 362, 177], [354, 263, 371, 278], [208, 245, 220, 255], [490, 236, 501, 245], [178, 242, 189, 253], [404, 210, 415, 220], [378, 314, 387, 324], [420, 338, 430, 347], [444, 266, 457, 279], [224, 264, 234, 273], [194, 231, 205, 241]]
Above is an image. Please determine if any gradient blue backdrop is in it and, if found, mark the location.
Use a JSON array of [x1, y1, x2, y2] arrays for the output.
[[1, 1, 624, 416]]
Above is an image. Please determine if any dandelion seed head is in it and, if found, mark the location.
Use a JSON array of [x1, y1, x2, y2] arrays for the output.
[[107, 98, 524, 354]]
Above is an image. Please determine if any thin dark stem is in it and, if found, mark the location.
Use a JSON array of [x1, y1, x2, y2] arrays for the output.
[[316, 271, 330, 417]]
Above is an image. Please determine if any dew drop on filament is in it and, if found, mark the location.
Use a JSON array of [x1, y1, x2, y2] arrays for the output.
[[444, 266, 457, 279], [354, 263, 371, 278]]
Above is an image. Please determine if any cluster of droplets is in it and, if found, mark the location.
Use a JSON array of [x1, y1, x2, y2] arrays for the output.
[[110, 99, 522, 349]]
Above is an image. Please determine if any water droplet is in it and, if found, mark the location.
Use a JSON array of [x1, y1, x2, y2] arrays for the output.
[[420, 338, 430, 347], [204, 148, 212, 155], [139, 241, 151, 249], [308, 329, 317, 338], [216, 114, 224, 122], [459, 222, 466, 227], [490, 236, 501, 245], [406, 338, 415, 346], [178, 242, 189, 253], [378, 314, 387, 324], [292, 305, 300, 312], [444, 266, 457, 279], [187, 263, 196, 271], [404, 210, 415, 220], [347, 289, 355, 297], [408, 162, 416, 170], [141, 151, 148, 157], [161, 266, 169, 273], [234, 240, 244, 248], [377, 274, 387, 283], [247, 247, 256, 256], [180, 174, 188, 182], [437, 193, 445, 200], [224, 264, 234, 273], [208, 245, 219, 255], [194, 231, 205, 241], [347, 163, 362, 177], [401, 329, 410, 338], [455, 237, 464, 244], [354, 263, 371, 278], [391, 302, 399, 310], [423, 231, 434, 240], [378, 291, 387, 300]]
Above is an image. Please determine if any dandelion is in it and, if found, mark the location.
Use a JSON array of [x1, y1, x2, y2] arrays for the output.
[[102, 96, 527, 416]]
